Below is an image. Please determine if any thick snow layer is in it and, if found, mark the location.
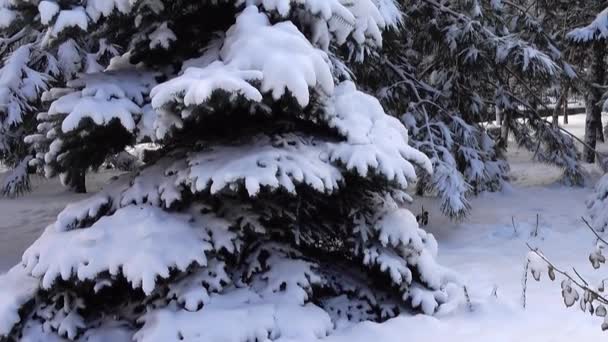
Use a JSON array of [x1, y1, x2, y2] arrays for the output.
[[0, 265, 38, 337], [182, 135, 343, 196], [222, 6, 333, 106], [51, 7, 88, 36], [23, 205, 211, 294], [135, 289, 333, 342], [48, 70, 158, 133], [19, 320, 133, 342], [118, 158, 183, 208], [241, 0, 350, 21], [54, 93, 141, 132], [152, 6, 333, 116], [375, 209, 424, 249], [327, 82, 432, 187], [38, 1, 60, 25], [151, 61, 263, 110]]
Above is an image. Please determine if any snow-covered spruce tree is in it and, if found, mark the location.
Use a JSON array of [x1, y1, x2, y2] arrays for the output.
[[0, 3, 53, 196], [0, 0, 122, 195], [566, 3, 608, 163], [0, 1, 460, 341], [354, 0, 582, 218]]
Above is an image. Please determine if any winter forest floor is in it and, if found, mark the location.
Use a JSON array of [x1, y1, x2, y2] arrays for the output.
[[2, 114, 608, 340]]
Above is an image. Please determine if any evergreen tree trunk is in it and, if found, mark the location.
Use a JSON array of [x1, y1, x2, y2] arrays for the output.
[[496, 107, 502, 125], [65, 168, 86, 194], [562, 87, 569, 125], [499, 109, 510, 149], [584, 42, 606, 163], [553, 91, 565, 128]]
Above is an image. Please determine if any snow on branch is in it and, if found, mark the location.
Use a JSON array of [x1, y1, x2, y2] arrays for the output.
[[494, 36, 560, 76], [39, 0, 133, 36], [0, 45, 50, 127], [48, 70, 158, 133], [1, 156, 32, 197], [134, 289, 333, 342], [327, 81, 432, 188], [136, 242, 332, 342], [567, 8, 608, 44], [50, 7, 88, 37], [168, 258, 231, 311], [181, 134, 343, 196], [151, 5, 333, 125], [239, 0, 396, 47], [223, 6, 334, 105], [150, 61, 263, 110], [23, 205, 212, 294]]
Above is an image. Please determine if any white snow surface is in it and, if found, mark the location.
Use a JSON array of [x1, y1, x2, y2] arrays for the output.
[[3, 114, 608, 340], [51, 7, 88, 37], [38, 1, 60, 25]]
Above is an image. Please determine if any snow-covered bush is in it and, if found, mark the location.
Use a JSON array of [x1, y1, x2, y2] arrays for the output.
[[0, 1, 460, 340]]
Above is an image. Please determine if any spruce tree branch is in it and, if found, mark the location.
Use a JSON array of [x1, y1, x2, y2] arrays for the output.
[[500, 0, 559, 47], [383, 59, 441, 161]]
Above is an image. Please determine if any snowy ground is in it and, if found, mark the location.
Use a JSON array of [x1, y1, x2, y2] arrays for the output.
[[2, 114, 608, 340]]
